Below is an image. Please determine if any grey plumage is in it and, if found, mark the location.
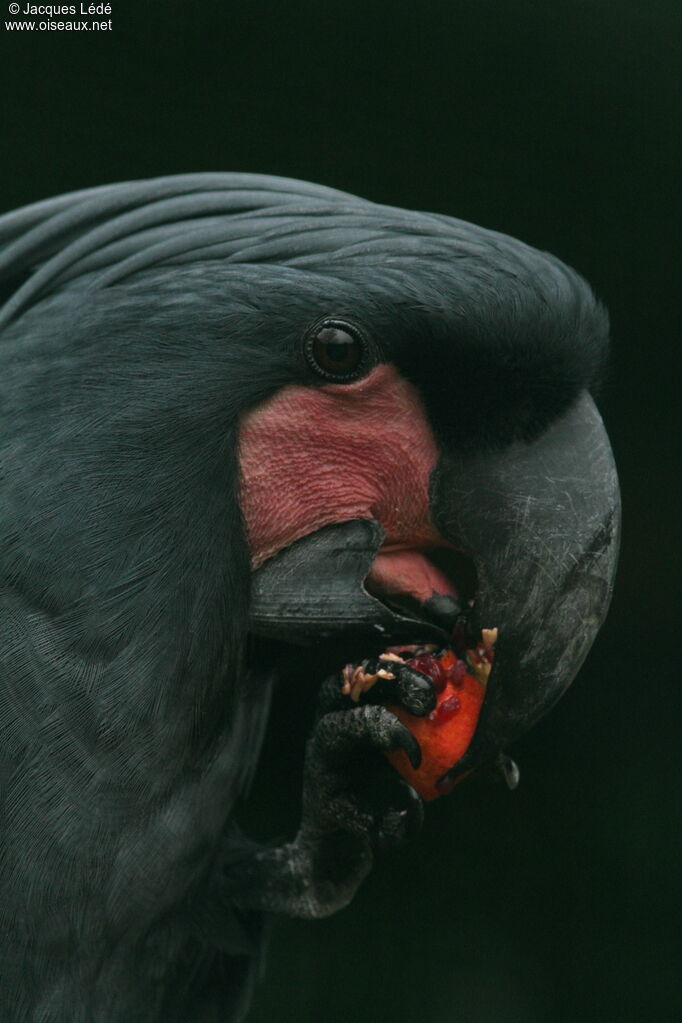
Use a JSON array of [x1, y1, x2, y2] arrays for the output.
[[0, 174, 616, 1022]]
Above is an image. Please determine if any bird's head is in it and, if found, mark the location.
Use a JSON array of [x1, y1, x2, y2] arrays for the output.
[[240, 258, 619, 782], [0, 173, 619, 784]]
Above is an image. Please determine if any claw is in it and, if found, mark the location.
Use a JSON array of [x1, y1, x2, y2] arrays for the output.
[[303, 705, 425, 850], [392, 718, 422, 770], [344, 657, 436, 717], [390, 664, 437, 716]]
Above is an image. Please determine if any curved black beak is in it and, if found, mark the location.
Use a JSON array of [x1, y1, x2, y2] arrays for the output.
[[432, 391, 620, 778]]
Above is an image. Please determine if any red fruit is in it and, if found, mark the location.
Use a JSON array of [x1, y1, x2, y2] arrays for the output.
[[386, 649, 487, 801]]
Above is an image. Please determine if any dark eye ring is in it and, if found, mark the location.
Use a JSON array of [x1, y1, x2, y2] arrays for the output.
[[303, 318, 369, 382]]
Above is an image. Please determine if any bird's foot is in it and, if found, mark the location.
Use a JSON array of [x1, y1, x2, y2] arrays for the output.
[[215, 659, 435, 919]]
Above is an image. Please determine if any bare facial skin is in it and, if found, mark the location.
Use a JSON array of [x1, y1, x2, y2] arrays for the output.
[[238, 363, 454, 605]]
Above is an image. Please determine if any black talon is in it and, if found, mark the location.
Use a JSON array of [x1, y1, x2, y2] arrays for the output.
[[360, 661, 436, 717], [392, 664, 437, 715], [392, 720, 421, 770]]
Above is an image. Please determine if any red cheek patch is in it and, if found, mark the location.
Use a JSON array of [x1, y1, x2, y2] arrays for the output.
[[238, 365, 445, 595]]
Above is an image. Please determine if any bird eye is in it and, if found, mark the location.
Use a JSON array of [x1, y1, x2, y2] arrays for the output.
[[304, 319, 368, 382]]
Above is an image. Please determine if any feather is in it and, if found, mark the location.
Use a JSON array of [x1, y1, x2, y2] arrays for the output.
[[0, 174, 611, 1019]]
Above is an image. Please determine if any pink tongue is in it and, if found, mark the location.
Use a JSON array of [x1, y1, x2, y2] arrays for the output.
[[367, 549, 457, 606]]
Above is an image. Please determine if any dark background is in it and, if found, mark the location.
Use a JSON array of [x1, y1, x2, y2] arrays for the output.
[[1, 2, 679, 1021]]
